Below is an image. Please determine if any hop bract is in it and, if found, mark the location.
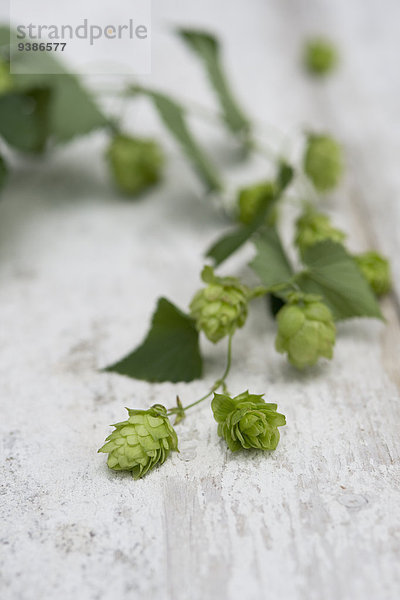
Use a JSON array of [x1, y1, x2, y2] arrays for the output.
[[189, 266, 249, 343], [275, 296, 336, 369], [212, 391, 286, 452], [107, 134, 164, 196], [304, 38, 338, 76], [237, 180, 277, 225], [98, 404, 178, 479], [295, 207, 346, 256], [304, 134, 342, 192], [354, 251, 392, 296]]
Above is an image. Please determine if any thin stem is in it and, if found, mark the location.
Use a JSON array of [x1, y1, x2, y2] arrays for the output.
[[295, 168, 320, 205], [178, 386, 218, 413], [168, 333, 234, 417], [218, 332, 233, 385], [183, 101, 224, 126], [251, 139, 281, 163], [248, 285, 270, 300], [96, 85, 292, 163]]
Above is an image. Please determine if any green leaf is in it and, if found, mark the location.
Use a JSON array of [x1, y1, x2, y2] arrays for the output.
[[104, 298, 203, 383], [40, 74, 108, 143], [1, 26, 108, 143], [206, 189, 280, 266], [277, 161, 294, 192], [130, 85, 222, 192], [268, 293, 286, 317], [206, 223, 255, 266], [250, 227, 294, 288], [13, 74, 108, 145], [296, 241, 383, 320], [0, 152, 8, 192], [0, 87, 51, 153], [177, 29, 251, 146]]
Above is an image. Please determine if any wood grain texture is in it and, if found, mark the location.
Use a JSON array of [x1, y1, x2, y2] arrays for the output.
[[1, 1, 399, 599]]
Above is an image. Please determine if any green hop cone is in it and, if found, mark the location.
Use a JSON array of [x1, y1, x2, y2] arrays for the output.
[[237, 180, 277, 225], [354, 251, 392, 296], [304, 134, 343, 192], [189, 266, 249, 343], [304, 38, 338, 76], [98, 404, 178, 479], [212, 390, 286, 452], [295, 207, 346, 256], [275, 295, 336, 369], [107, 134, 164, 197]]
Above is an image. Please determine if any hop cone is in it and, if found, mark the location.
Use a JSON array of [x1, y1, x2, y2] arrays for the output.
[[212, 391, 286, 452], [237, 180, 277, 225], [304, 38, 338, 76], [295, 207, 346, 256], [107, 134, 164, 196], [275, 296, 336, 369], [189, 266, 249, 343], [98, 404, 178, 479], [304, 134, 342, 192], [354, 251, 391, 296]]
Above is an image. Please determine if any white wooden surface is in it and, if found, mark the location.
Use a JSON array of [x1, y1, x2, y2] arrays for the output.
[[1, 1, 400, 599]]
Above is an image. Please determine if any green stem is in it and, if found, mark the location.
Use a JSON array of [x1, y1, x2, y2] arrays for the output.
[[251, 139, 280, 162], [248, 285, 270, 300], [169, 333, 234, 417], [218, 331, 233, 385], [97, 86, 289, 164]]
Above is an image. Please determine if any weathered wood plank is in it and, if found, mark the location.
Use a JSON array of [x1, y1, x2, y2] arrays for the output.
[[0, 1, 399, 600]]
